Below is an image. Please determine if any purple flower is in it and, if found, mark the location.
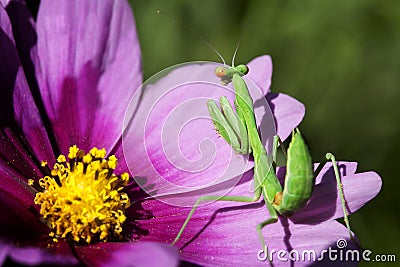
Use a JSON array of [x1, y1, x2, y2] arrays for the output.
[[0, 0, 305, 266], [0, 0, 379, 266], [0, 0, 181, 266]]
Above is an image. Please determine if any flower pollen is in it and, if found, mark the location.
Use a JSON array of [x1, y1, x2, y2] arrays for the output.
[[34, 145, 130, 244]]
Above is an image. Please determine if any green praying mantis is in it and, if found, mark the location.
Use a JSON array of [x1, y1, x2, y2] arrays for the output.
[[171, 60, 355, 258], [157, 9, 355, 260]]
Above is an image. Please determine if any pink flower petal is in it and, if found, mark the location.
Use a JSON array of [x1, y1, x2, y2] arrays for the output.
[[0, 188, 48, 242], [247, 55, 273, 93], [266, 92, 305, 141], [36, 0, 142, 154], [75, 242, 179, 267], [0, 239, 78, 266], [290, 170, 382, 224]]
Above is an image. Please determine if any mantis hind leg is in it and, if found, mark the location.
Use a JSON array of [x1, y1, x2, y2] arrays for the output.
[[314, 153, 354, 242], [172, 188, 262, 245], [256, 193, 279, 264]]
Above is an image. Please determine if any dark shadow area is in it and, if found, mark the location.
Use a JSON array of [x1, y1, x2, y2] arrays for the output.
[[122, 176, 156, 241], [0, 29, 19, 128], [23, 0, 39, 20], [254, 92, 278, 148], [0, 26, 44, 179], [0, 191, 46, 245], [2, 258, 83, 267], [279, 216, 294, 266], [5, 1, 60, 156], [179, 261, 203, 267]]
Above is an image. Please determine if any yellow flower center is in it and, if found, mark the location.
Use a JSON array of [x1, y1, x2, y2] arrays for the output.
[[33, 145, 130, 244]]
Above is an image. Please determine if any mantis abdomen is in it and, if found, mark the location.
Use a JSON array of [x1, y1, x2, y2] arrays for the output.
[[273, 129, 314, 216]]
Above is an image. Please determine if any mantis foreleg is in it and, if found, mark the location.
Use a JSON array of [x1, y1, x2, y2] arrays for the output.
[[207, 97, 250, 154]]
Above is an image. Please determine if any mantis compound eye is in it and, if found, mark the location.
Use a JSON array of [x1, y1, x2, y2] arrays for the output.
[[215, 66, 228, 78]]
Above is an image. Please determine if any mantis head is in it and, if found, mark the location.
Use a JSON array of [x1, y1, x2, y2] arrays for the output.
[[215, 64, 249, 85]]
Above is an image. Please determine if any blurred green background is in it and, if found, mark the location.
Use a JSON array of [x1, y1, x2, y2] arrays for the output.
[[130, 0, 399, 266]]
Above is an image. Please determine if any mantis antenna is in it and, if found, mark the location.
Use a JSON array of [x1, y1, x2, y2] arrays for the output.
[[157, 10, 226, 65], [231, 24, 249, 67]]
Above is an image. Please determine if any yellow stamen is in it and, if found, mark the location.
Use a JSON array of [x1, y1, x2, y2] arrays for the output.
[[34, 146, 130, 244]]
